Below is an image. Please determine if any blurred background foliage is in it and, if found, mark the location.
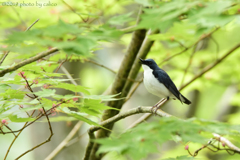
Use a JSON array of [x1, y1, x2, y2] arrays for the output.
[[0, 0, 240, 160]]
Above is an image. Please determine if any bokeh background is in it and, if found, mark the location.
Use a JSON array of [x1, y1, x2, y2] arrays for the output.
[[1, 0, 240, 160]]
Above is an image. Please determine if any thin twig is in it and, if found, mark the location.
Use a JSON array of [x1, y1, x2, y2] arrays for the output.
[[85, 59, 141, 82], [4, 122, 28, 160], [125, 78, 143, 102], [62, 0, 89, 22], [25, 19, 40, 31], [180, 45, 197, 87], [84, 59, 116, 74], [13, 74, 54, 159], [209, 35, 220, 60], [160, 27, 220, 65], [44, 121, 83, 160], [4, 125, 17, 137], [55, 56, 68, 73], [180, 42, 240, 90], [44, 66, 85, 159], [61, 65, 78, 86], [11, 6, 27, 28]]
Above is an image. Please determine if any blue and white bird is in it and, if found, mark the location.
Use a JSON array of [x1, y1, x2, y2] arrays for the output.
[[140, 58, 191, 106]]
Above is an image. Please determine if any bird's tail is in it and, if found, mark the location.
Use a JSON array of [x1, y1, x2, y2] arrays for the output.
[[179, 94, 191, 105]]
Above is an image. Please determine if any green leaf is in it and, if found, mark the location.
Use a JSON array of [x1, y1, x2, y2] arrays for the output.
[[34, 88, 56, 98], [61, 107, 98, 126], [108, 12, 134, 26], [87, 25, 123, 41], [42, 116, 78, 122], [84, 93, 122, 101], [80, 99, 118, 117], [44, 20, 83, 38], [96, 117, 240, 160], [0, 84, 10, 93], [162, 155, 195, 160], [53, 83, 90, 95], [0, 88, 26, 99], [9, 115, 35, 122]]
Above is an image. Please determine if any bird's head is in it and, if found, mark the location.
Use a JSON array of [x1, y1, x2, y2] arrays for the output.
[[139, 58, 159, 71]]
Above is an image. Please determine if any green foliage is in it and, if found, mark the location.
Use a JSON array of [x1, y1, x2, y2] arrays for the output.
[[1, 0, 240, 159], [162, 155, 195, 160], [137, 0, 238, 32], [96, 117, 240, 160]]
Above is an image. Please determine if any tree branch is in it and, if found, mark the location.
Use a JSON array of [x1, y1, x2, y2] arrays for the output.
[[180, 42, 240, 90], [0, 47, 59, 77], [45, 121, 84, 160], [91, 28, 147, 159], [120, 29, 160, 103], [83, 106, 170, 160], [84, 106, 240, 160], [213, 133, 240, 153], [160, 27, 219, 65], [125, 41, 240, 133]]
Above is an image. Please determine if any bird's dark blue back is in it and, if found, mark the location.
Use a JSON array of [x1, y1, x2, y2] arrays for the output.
[[152, 69, 181, 100]]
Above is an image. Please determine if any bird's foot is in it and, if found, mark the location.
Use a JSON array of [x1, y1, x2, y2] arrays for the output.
[[151, 98, 166, 115], [151, 104, 158, 115]]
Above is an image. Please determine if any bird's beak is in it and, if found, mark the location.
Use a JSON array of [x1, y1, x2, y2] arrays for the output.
[[139, 58, 144, 64]]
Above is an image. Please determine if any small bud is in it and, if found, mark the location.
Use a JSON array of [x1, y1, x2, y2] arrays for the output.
[[170, 36, 175, 41], [185, 145, 189, 150], [43, 84, 49, 89], [51, 108, 56, 116], [1, 119, 8, 125], [72, 97, 78, 102], [39, 108, 44, 114], [33, 79, 38, 84], [222, 142, 226, 147], [18, 71, 26, 79]]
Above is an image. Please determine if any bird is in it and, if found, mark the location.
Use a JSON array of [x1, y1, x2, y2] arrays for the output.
[[140, 58, 191, 111]]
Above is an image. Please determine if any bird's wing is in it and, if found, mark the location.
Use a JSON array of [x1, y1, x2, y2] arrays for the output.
[[152, 69, 181, 100]]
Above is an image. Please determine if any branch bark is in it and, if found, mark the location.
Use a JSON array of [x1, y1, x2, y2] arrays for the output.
[[83, 107, 170, 160], [84, 106, 240, 160], [90, 28, 147, 160], [0, 47, 59, 77], [124, 41, 240, 134]]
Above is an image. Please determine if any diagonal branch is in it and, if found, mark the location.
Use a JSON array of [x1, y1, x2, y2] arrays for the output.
[[213, 133, 240, 153], [160, 27, 220, 65], [126, 42, 240, 132], [83, 106, 170, 160], [45, 121, 84, 160], [0, 47, 59, 77], [180, 42, 240, 90]]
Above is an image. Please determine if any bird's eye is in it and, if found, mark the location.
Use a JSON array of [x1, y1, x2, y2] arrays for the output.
[[149, 62, 152, 64]]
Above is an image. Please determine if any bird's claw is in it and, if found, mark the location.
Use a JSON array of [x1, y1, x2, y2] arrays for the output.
[[151, 104, 160, 115]]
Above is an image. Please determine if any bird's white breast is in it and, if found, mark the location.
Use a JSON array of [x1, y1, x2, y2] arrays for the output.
[[142, 65, 172, 98]]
